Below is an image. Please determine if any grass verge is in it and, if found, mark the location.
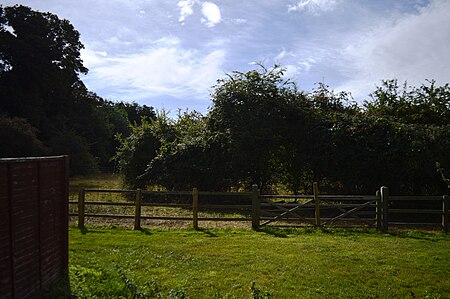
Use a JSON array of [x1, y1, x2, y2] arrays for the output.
[[67, 226, 450, 298]]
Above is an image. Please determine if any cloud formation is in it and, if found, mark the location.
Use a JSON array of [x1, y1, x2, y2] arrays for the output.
[[201, 2, 221, 27], [177, 0, 194, 24], [3, 0, 450, 112], [82, 42, 226, 101], [336, 0, 450, 99], [288, 0, 338, 15]]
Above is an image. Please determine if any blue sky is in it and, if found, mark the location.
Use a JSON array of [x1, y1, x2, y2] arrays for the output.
[[3, 0, 450, 114]]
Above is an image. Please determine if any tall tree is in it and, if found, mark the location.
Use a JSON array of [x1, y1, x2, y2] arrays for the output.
[[208, 65, 293, 191], [0, 5, 87, 125]]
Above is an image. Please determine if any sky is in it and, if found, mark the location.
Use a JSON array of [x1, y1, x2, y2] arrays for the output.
[[3, 0, 450, 114]]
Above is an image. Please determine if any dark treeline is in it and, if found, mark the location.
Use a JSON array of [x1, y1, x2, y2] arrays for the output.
[[1, 5, 449, 195], [115, 66, 450, 195], [0, 5, 155, 174]]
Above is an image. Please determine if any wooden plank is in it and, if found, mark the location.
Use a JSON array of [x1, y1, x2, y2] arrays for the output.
[[84, 201, 135, 206], [388, 222, 441, 227], [260, 202, 314, 208], [389, 196, 442, 201], [134, 189, 142, 230], [198, 191, 252, 196], [197, 204, 252, 210], [193, 188, 199, 230], [380, 186, 389, 232], [313, 182, 320, 226], [388, 209, 442, 214], [0, 163, 13, 298], [141, 216, 192, 221], [251, 185, 260, 230], [319, 195, 378, 201], [317, 203, 376, 209], [142, 203, 192, 207], [141, 190, 192, 196], [197, 217, 250, 221], [78, 188, 85, 228], [84, 188, 136, 194], [85, 213, 135, 219], [376, 190, 382, 231], [260, 195, 314, 199], [443, 195, 448, 233]]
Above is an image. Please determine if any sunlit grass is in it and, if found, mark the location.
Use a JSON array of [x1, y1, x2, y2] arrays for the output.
[[67, 226, 450, 298]]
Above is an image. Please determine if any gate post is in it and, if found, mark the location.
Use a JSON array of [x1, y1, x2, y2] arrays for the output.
[[134, 189, 142, 230], [376, 190, 382, 231], [443, 195, 448, 233], [193, 188, 199, 230], [313, 182, 321, 226], [78, 188, 85, 228], [251, 184, 260, 230], [380, 186, 389, 232]]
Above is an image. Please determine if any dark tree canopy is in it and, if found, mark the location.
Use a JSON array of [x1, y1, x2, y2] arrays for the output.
[[0, 5, 156, 175]]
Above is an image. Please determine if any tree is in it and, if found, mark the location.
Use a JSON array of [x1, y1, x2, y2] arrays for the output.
[[208, 65, 293, 191], [0, 114, 48, 157], [0, 5, 156, 174], [361, 79, 450, 194], [0, 5, 87, 125], [142, 110, 231, 190]]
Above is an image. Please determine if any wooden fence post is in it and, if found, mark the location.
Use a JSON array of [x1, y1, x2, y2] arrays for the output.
[[313, 182, 321, 226], [380, 186, 389, 232], [443, 195, 448, 233], [78, 188, 85, 228], [251, 184, 260, 230], [134, 189, 142, 230], [376, 190, 382, 231], [193, 188, 199, 230]]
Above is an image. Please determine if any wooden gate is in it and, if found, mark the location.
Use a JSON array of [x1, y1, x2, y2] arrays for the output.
[[258, 194, 379, 228]]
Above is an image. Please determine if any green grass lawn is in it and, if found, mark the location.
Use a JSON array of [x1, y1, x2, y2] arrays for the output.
[[67, 226, 450, 298]]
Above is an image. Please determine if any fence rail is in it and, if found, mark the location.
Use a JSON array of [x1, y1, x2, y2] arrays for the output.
[[69, 184, 449, 232]]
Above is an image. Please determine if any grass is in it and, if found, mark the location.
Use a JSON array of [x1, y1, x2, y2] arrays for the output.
[[66, 226, 450, 298], [66, 174, 450, 297]]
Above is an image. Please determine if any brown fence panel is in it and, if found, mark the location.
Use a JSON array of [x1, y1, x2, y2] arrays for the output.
[[0, 163, 13, 298], [0, 156, 69, 299]]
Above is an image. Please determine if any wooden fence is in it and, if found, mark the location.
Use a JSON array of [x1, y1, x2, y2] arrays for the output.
[[70, 184, 449, 233], [0, 156, 69, 299]]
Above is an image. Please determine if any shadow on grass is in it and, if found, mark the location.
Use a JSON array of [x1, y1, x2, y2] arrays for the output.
[[386, 229, 450, 241], [258, 226, 379, 238], [78, 226, 88, 235], [195, 228, 219, 237], [137, 227, 153, 235], [39, 274, 72, 299]]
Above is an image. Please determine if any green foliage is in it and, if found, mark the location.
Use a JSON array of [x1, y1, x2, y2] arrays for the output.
[[0, 114, 49, 157], [114, 117, 161, 189], [49, 126, 97, 175], [208, 65, 294, 191]]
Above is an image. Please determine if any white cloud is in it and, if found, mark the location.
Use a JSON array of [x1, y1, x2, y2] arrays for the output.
[[283, 65, 300, 80], [83, 42, 226, 101], [288, 0, 338, 15], [80, 49, 107, 67], [201, 2, 221, 27], [336, 0, 450, 100], [177, 0, 195, 24], [231, 18, 247, 25], [275, 49, 287, 61]]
